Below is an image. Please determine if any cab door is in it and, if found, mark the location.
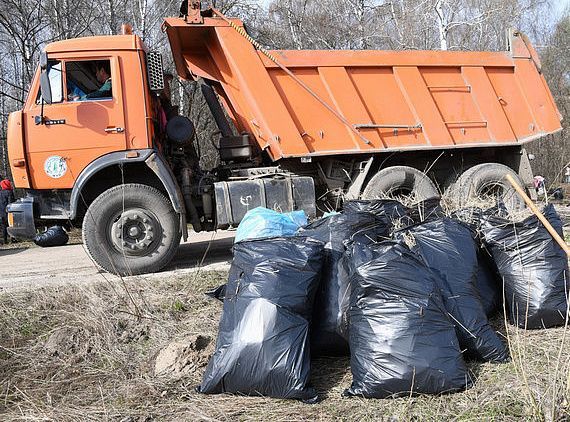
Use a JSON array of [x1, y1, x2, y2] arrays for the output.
[[23, 55, 127, 190]]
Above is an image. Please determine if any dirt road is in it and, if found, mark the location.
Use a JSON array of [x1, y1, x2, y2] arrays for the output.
[[0, 231, 234, 291], [1, 204, 567, 292]]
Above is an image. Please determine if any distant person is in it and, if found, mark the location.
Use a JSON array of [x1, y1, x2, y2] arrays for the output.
[[0, 176, 15, 245], [85, 61, 112, 99], [533, 175, 546, 196]]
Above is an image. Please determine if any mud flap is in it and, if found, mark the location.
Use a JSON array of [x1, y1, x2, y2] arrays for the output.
[[6, 197, 36, 239]]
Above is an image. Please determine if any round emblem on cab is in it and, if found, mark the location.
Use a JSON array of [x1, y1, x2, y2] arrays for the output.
[[44, 155, 67, 179]]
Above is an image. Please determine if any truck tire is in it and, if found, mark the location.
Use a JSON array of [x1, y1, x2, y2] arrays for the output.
[[82, 184, 181, 276], [448, 163, 525, 210], [362, 166, 439, 201]]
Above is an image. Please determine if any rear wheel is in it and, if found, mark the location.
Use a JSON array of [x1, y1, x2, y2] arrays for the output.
[[82, 184, 181, 276], [446, 163, 525, 210], [362, 165, 439, 202]]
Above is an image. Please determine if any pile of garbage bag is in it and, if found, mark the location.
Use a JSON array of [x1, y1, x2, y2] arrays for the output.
[[198, 198, 569, 401]]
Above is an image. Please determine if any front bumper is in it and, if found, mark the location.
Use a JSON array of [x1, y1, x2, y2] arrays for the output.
[[7, 197, 36, 239]]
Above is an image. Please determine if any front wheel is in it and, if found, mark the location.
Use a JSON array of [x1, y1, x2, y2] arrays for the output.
[[82, 184, 181, 276]]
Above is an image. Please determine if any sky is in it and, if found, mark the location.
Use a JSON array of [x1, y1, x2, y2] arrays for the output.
[[554, 0, 570, 17], [258, 0, 570, 16]]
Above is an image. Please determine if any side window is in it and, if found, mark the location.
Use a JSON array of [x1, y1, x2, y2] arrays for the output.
[[66, 60, 113, 101], [36, 60, 63, 104]]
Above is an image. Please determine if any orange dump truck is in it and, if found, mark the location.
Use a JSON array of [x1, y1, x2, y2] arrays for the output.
[[6, 2, 563, 275]]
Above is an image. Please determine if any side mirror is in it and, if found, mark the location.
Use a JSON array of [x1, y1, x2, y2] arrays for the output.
[[40, 69, 52, 104], [39, 51, 52, 105], [39, 51, 48, 69]]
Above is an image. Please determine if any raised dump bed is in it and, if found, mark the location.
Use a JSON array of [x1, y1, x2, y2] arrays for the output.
[[164, 15, 562, 161]]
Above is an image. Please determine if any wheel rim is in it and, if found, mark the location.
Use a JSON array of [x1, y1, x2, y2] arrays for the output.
[[110, 208, 161, 255]]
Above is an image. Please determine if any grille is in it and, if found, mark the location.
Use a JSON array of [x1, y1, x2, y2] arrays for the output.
[[147, 51, 164, 92]]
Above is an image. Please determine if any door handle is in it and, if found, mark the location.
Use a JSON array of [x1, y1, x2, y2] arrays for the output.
[[105, 126, 124, 133]]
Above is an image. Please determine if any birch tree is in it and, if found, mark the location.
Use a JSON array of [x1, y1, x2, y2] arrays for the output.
[[527, 13, 570, 182]]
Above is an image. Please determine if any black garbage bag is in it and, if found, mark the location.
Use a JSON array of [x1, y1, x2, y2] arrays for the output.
[[474, 247, 502, 317], [198, 237, 324, 401], [481, 204, 569, 329], [343, 199, 408, 221], [343, 197, 443, 230], [205, 284, 226, 301], [298, 212, 389, 356], [548, 187, 564, 200], [406, 196, 445, 223], [451, 207, 503, 317], [33, 226, 69, 247], [395, 219, 508, 362], [344, 240, 470, 398]]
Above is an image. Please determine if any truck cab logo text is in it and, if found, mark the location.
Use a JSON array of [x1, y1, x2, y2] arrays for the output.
[[240, 195, 252, 206]]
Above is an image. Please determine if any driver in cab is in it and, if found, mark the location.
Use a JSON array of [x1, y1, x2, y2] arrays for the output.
[[69, 61, 112, 100]]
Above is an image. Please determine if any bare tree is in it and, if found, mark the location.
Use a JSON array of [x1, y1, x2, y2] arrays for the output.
[[46, 0, 100, 40], [0, 0, 50, 102], [527, 12, 570, 183]]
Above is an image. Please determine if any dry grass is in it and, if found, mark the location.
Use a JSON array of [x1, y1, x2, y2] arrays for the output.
[[1, 196, 568, 420], [1, 269, 569, 421]]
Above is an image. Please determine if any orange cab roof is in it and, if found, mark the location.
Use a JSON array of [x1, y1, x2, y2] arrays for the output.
[[45, 35, 145, 53]]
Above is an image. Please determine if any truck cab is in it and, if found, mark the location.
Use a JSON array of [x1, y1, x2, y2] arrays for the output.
[[9, 35, 154, 192], [7, 33, 192, 274]]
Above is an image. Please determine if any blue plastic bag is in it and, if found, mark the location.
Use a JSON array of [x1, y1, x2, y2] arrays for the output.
[[235, 207, 308, 243]]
